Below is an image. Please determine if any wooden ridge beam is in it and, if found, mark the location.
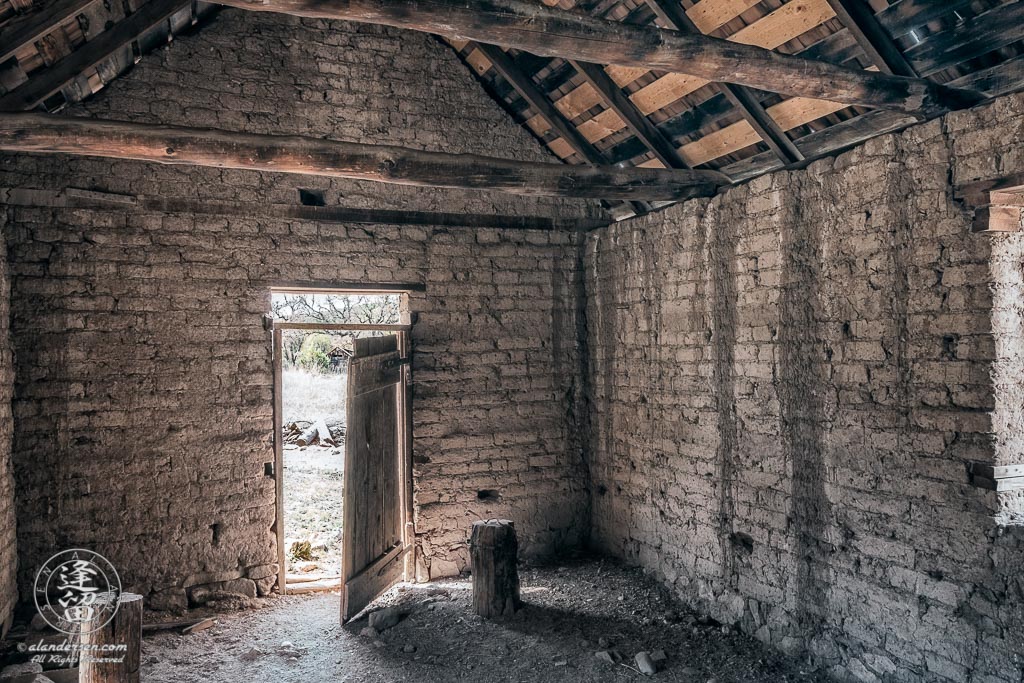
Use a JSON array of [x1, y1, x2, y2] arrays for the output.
[[0, 0, 98, 65], [0, 0, 191, 111], [643, 0, 803, 164], [569, 58, 690, 169], [0, 112, 729, 201], [214, 0, 983, 117], [824, 0, 917, 77], [467, 42, 650, 216]]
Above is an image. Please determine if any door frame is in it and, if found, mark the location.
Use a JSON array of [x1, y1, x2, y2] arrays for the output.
[[270, 290, 414, 596]]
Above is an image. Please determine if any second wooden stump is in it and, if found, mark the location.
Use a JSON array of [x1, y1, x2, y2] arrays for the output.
[[470, 519, 521, 618]]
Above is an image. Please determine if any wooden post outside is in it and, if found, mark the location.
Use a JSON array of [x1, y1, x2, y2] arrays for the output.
[[79, 592, 142, 683], [470, 520, 521, 618]]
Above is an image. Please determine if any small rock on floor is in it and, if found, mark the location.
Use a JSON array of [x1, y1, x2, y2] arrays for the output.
[[635, 651, 657, 675], [1, 662, 44, 678], [368, 607, 402, 632]]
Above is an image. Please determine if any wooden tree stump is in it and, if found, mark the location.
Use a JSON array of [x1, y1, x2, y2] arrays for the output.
[[470, 519, 521, 618], [80, 593, 142, 683]]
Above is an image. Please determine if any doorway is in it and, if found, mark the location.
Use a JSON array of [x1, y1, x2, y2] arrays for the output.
[[270, 289, 413, 619]]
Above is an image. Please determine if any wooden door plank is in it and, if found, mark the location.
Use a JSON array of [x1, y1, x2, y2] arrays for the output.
[[273, 329, 286, 595], [341, 334, 406, 621]]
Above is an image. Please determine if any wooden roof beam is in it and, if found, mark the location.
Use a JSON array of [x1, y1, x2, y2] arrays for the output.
[[471, 43, 605, 167], [0, 0, 99, 65], [569, 58, 691, 169], [0, 0, 191, 111], [215, 0, 984, 117], [643, 0, 803, 164], [824, 0, 917, 77], [469, 42, 651, 215], [0, 112, 729, 201]]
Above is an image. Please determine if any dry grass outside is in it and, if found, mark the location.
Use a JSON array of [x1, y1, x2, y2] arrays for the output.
[[282, 368, 347, 577], [282, 369, 346, 425]]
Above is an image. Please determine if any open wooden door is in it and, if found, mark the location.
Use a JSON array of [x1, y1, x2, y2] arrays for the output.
[[341, 334, 410, 622]]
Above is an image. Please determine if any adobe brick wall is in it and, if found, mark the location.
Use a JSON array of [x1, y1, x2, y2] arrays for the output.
[[0, 9, 596, 608], [0, 212, 15, 635], [584, 93, 1024, 682]]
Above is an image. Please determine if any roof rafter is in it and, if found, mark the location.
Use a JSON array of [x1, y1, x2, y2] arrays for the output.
[[643, 0, 804, 164], [0, 0, 191, 111], [0, 0, 98, 65], [824, 0, 917, 77], [569, 58, 691, 169], [468, 41, 651, 215]]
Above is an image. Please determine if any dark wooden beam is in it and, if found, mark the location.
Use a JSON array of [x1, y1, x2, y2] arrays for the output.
[[824, 0, 917, 77], [470, 42, 650, 215], [215, 0, 984, 117], [721, 56, 1024, 184], [1, 187, 610, 230], [569, 59, 690, 169], [876, 0, 976, 40], [472, 42, 603, 166], [642, 0, 803, 164], [0, 0, 99, 65], [0, 112, 729, 200], [0, 0, 190, 111], [904, 1, 1024, 79]]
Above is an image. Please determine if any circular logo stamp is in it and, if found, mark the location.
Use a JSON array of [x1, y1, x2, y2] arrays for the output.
[[33, 549, 122, 634]]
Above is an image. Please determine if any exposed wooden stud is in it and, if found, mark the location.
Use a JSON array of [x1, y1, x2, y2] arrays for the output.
[[215, 0, 984, 117], [643, 0, 803, 164], [0, 113, 728, 201], [570, 59, 691, 169], [0, 0, 190, 111], [824, 0, 918, 77]]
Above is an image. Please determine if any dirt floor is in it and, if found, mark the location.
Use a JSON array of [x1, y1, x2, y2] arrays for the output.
[[282, 444, 344, 576], [140, 558, 821, 682]]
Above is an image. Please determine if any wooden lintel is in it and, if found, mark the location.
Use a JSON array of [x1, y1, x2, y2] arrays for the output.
[[953, 176, 1024, 234], [215, 0, 984, 117], [0, 112, 728, 201], [0, 187, 611, 231], [972, 205, 1024, 234], [967, 461, 1024, 492]]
